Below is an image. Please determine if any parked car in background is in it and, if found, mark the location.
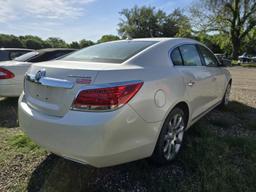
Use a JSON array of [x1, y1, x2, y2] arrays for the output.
[[0, 48, 76, 97], [0, 48, 33, 61], [19, 38, 232, 167], [214, 53, 232, 66], [251, 56, 256, 63], [238, 52, 253, 63]]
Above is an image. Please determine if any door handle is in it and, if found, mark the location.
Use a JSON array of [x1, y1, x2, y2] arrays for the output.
[[187, 81, 195, 87]]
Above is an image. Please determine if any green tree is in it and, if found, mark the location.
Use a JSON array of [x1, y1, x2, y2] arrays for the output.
[[169, 9, 192, 38], [195, 33, 228, 53], [0, 34, 23, 48], [191, 0, 256, 59], [97, 35, 120, 43], [19, 35, 45, 49], [118, 6, 191, 38], [118, 6, 167, 38], [79, 39, 94, 48], [69, 41, 80, 49], [45, 37, 68, 48], [23, 39, 43, 49], [42, 41, 53, 48]]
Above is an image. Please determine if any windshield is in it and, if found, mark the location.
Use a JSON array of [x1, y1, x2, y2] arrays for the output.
[[62, 41, 158, 63], [14, 51, 39, 62]]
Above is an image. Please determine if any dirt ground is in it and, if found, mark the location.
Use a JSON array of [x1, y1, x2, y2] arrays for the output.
[[228, 67, 256, 107]]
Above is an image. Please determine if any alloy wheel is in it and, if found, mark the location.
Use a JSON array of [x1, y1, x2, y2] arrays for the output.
[[163, 113, 185, 160]]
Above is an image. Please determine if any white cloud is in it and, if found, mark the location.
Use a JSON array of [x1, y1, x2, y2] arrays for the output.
[[0, 0, 16, 22], [0, 0, 95, 22]]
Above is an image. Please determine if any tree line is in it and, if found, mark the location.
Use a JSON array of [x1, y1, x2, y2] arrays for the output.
[[0, 34, 120, 49], [1, 0, 256, 59]]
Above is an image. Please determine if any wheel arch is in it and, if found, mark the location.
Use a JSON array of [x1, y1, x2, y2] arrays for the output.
[[159, 100, 190, 134], [172, 101, 190, 128], [229, 78, 232, 85]]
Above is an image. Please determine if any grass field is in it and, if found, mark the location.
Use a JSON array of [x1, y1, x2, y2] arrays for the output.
[[0, 67, 256, 192], [241, 63, 256, 67]]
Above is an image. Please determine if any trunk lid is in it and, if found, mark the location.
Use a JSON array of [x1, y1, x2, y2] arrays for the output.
[[24, 60, 104, 117]]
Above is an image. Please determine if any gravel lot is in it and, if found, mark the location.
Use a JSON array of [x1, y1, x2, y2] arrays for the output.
[[0, 66, 255, 192], [228, 67, 256, 107]]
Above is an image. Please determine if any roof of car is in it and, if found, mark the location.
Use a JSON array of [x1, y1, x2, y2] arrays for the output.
[[128, 37, 196, 42], [131, 37, 174, 41], [36, 48, 77, 53], [0, 48, 34, 51]]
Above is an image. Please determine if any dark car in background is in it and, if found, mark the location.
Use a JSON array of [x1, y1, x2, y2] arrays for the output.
[[13, 48, 76, 63], [0, 48, 76, 97], [0, 48, 34, 61]]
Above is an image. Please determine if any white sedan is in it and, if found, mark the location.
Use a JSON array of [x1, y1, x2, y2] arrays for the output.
[[0, 48, 75, 97], [19, 38, 232, 167]]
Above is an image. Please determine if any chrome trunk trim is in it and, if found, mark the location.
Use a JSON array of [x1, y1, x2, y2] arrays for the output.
[[25, 73, 74, 89]]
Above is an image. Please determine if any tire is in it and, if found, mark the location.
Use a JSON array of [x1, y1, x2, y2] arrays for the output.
[[150, 107, 186, 165], [219, 82, 231, 109]]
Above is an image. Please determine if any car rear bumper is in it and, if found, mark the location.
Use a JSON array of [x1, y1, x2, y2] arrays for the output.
[[18, 93, 161, 167], [0, 83, 22, 97]]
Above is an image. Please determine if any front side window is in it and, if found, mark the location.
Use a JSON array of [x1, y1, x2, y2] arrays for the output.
[[179, 45, 202, 66], [62, 41, 158, 63], [198, 45, 218, 67], [171, 48, 183, 66]]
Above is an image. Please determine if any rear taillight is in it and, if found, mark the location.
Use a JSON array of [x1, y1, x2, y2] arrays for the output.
[[71, 81, 143, 111], [0, 67, 14, 80]]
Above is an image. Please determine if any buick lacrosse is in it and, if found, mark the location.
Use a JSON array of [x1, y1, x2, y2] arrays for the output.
[[19, 38, 232, 167]]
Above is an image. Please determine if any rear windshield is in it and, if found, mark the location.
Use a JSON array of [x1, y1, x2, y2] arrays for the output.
[[14, 51, 39, 62], [62, 41, 158, 63]]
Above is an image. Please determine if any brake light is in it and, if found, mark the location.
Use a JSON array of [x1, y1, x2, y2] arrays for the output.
[[71, 81, 143, 111], [0, 67, 14, 79]]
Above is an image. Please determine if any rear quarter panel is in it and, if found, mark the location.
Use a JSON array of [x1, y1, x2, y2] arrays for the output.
[[94, 66, 189, 123]]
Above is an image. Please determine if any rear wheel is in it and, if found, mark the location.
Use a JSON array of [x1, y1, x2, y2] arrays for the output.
[[151, 107, 186, 165]]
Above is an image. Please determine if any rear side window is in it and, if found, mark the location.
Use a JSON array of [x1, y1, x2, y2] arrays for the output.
[[179, 45, 202, 66], [198, 45, 218, 67], [171, 48, 183, 66], [62, 41, 158, 63], [9, 50, 31, 60]]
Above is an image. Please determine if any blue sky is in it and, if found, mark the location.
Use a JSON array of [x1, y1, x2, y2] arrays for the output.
[[0, 0, 193, 42]]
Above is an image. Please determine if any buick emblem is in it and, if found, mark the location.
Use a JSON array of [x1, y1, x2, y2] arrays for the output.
[[35, 69, 46, 82]]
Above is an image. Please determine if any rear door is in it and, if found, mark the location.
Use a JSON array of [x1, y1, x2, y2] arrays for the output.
[[171, 44, 216, 120]]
